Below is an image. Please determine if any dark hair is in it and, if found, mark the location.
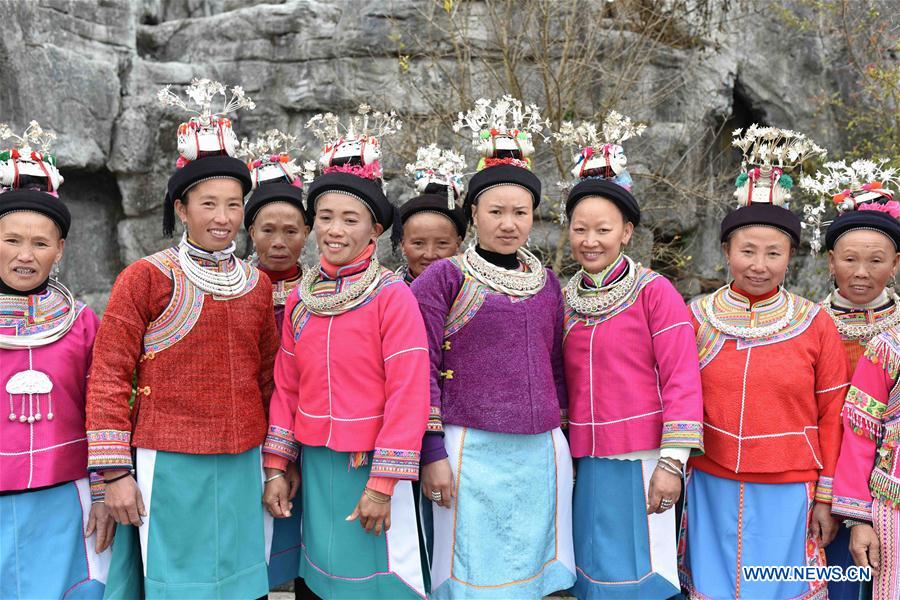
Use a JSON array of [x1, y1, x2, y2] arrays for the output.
[[14, 175, 50, 192]]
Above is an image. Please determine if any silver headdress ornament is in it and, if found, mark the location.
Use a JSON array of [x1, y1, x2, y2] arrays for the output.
[[554, 110, 646, 188], [799, 158, 899, 253], [452, 95, 549, 170], [305, 104, 402, 181], [731, 125, 826, 208], [157, 78, 256, 163], [0, 121, 63, 192], [237, 129, 317, 189], [405, 144, 467, 210]]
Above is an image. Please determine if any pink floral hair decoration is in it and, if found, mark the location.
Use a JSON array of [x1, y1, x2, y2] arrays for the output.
[[322, 161, 383, 180], [858, 200, 900, 219]]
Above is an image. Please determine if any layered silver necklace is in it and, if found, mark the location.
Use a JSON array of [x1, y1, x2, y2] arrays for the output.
[[178, 234, 248, 297], [822, 289, 900, 341], [0, 280, 78, 349], [298, 255, 383, 316], [565, 255, 638, 317], [461, 245, 546, 297], [704, 285, 796, 340]]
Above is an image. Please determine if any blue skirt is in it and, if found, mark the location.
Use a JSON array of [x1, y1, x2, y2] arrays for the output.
[[572, 456, 680, 599], [1, 478, 110, 599], [429, 425, 575, 599], [679, 469, 827, 599], [265, 498, 303, 587]]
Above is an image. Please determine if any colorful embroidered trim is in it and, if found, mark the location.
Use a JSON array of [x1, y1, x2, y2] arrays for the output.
[[427, 406, 443, 433], [865, 328, 900, 380], [89, 472, 106, 503], [826, 300, 899, 343], [815, 476, 833, 504], [869, 468, 900, 507], [691, 290, 819, 368], [143, 250, 205, 355], [263, 425, 300, 463], [843, 387, 887, 440], [144, 247, 260, 298], [661, 420, 704, 451], [443, 256, 490, 339], [0, 286, 85, 336], [831, 494, 874, 520], [564, 266, 660, 332], [86, 429, 133, 472], [369, 447, 420, 479], [293, 268, 400, 342]]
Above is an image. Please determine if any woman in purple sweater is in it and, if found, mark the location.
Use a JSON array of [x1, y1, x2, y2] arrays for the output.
[[410, 97, 575, 598]]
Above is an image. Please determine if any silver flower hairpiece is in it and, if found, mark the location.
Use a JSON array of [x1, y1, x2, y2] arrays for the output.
[[0, 120, 57, 154], [157, 78, 256, 125], [553, 111, 646, 148], [732, 125, 826, 168], [452, 95, 549, 140], [405, 144, 467, 209], [304, 104, 403, 144]]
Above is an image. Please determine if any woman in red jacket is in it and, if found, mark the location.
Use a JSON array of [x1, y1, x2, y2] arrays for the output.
[[679, 127, 847, 599], [85, 81, 279, 599]]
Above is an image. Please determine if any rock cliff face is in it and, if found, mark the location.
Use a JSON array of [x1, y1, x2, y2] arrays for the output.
[[0, 0, 866, 309]]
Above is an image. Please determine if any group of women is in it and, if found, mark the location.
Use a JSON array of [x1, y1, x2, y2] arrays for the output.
[[0, 85, 898, 600]]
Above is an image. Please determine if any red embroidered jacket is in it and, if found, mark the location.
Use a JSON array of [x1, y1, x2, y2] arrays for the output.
[[688, 287, 850, 502], [85, 248, 279, 470]]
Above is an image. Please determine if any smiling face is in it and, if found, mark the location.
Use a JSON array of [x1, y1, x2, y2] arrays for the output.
[[401, 212, 462, 278], [724, 226, 793, 297], [568, 196, 634, 274], [471, 185, 533, 254], [829, 229, 899, 305], [175, 178, 245, 251], [249, 202, 310, 272], [0, 211, 64, 291], [314, 192, 383, 265]]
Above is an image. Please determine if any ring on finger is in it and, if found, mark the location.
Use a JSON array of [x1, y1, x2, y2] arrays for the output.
[[660, 498, 674, 509], [431, 490, 443, 502]]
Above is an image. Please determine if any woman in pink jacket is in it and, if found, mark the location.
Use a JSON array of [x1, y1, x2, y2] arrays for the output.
[[262, 108, 430, 599], [559, 117, 703, 599]]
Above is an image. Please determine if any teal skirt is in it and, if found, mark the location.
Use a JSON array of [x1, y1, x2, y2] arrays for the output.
[[133, 446, 269, 599], [299, 445, 428, 599]]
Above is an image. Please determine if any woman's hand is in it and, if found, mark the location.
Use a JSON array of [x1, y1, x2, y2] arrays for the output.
[[346, 488, 391, 535], [646, 466, 682, 514], [85, 501, 116, 553], [849, 523, 880, 571], [103, 471, 146, 527], [263, 468, 293, 518], [285, 462, 301, 500], [811, 502, 839, 547], [421, 458, 455, 509]]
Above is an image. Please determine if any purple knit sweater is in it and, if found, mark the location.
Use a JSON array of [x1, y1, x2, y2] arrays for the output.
[[410, 257, 568, 464]]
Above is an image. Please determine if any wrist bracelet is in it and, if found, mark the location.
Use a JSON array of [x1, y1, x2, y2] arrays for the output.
[[265, 472, 285, 484], [364, 488, 390, 504], [103, 471, 134, 485], [656, 459, 683, 477]]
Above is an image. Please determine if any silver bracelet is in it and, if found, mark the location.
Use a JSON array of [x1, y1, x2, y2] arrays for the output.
[[265, 472, 285, 484]]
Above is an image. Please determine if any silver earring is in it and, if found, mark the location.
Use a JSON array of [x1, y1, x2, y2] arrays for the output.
[[51, 261, 60, 281]]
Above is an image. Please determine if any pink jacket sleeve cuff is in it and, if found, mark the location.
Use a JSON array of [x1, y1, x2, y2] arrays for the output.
[[366, 476, 398, 496], [263, 454, 290, 471]]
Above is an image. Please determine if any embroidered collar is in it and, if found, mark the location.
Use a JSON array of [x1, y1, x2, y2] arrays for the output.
[[703, 285, 795, 339], [822, 289, 900, 342]]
